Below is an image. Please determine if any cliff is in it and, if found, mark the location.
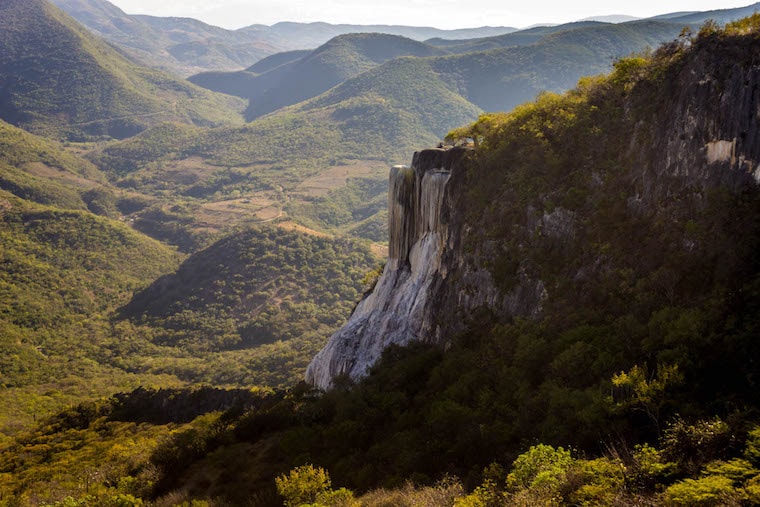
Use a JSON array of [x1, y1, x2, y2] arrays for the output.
[[307, 25, 760, 391], [306, 148, 470, 388]]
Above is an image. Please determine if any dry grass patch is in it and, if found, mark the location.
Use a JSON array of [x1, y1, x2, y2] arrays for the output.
[[296, 160, 387, 198]]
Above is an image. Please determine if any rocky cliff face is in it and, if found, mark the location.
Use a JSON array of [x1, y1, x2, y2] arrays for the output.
[[306, 146, 549, 389], [307, 31, 760, 390], [306, 148, 468, 388], [632, 36, 760, 198]]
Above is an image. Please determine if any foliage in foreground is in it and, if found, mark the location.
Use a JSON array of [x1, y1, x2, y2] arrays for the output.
[[274, 425, 760, 506]]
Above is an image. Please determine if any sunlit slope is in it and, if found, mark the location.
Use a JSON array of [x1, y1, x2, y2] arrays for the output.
[[191, 33, 448, 121], [0, 0, 244, 140]]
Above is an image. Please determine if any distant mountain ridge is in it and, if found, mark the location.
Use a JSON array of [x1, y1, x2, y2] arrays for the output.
[[49, 0, 290, 75], [663, 2, 760, 25], [191, 19, 683, 125], [240, 21, 518, 48], [191, 33, 448, 121], [50, 0, 517, 75], [579, 14, 641, 23]]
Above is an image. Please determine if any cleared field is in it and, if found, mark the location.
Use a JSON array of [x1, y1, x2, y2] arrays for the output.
[[296, 161, 387, 197], [23, 162, 99, 188]]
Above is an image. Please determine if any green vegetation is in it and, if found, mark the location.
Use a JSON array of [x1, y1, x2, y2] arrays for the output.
[[0, 191, 182, 434], [0, 120, 104, 181], [121, 226, 376, 353], [189, 32, 446, 121], [4, 399, 758, 506], [265, 422, 760, 506], [0, 188, 378, 430], [0, 0, 243, 141], [3, 7, 760, 507], [428, 20, 682, 114], [0, 111, 379, 444], [286, 177, 388, 240], [242, 33, 446, 120], [1, 17, 751, 507], [276, 465, 335, 506]]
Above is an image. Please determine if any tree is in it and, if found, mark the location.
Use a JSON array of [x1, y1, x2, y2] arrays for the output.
[[611, 364, 682, 435]]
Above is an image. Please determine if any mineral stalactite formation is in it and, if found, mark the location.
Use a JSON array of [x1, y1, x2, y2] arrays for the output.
[[305, 148, 463, 390]]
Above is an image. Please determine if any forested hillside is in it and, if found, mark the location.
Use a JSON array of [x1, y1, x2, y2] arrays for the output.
[[0, 0, 244, 140], [191, 33, 447, 120], [3, 16, 754, 507]]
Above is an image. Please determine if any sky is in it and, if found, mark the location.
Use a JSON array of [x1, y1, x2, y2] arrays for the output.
[[106, 0, 756, 30]]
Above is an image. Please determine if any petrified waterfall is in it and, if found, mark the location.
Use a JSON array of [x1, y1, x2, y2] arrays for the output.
[[305, 148, 461, 390]]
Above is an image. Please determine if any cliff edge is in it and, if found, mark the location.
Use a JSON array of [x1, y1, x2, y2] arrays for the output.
[[308, 25, 760, 390]]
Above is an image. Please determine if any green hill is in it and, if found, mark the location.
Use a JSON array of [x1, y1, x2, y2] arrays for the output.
[[0, 119, 110, 214], [93, 56, 482, 241], [0, 190, 183, 429], [427, 20, 684, 113], [120, 226, 376, 355], [191, 33, 447, 121], [0, 0, 244, 140], [49, 0, 290, 76], [95, 54, 483, 178]]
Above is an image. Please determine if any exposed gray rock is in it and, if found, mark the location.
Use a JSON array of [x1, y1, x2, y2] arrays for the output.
[[306, 147, 546, 389], [306, 149, 460, 389]]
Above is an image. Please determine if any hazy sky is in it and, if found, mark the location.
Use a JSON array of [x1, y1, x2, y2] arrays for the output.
[[106, 1, 755, 29]]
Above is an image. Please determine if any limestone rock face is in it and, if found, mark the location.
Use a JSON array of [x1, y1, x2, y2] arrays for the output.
[[631, 38, 760, 197], [306, 146, 549, 390], [306, 148, 467, 388]]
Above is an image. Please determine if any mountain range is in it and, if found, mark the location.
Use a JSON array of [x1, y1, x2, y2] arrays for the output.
[[49, 0, 518, 76]]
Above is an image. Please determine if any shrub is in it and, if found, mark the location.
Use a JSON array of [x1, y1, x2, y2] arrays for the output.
[[314, 487, 359, 507], [276, 465, 332, 507], [566, 457, 626, 506], [507, 444, 574, 491], [744, 426, 760, 465], [662, 475, 736, 506], [725, 13, 760, 35]]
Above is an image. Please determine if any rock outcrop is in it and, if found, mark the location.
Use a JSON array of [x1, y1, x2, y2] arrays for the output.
[[306, 148, 467, 389], [306, 145, 548, 389], [307, 31, 760, 391]]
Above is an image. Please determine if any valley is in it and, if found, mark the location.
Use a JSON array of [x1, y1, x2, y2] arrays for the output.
[[0, 0, 759, 505]]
